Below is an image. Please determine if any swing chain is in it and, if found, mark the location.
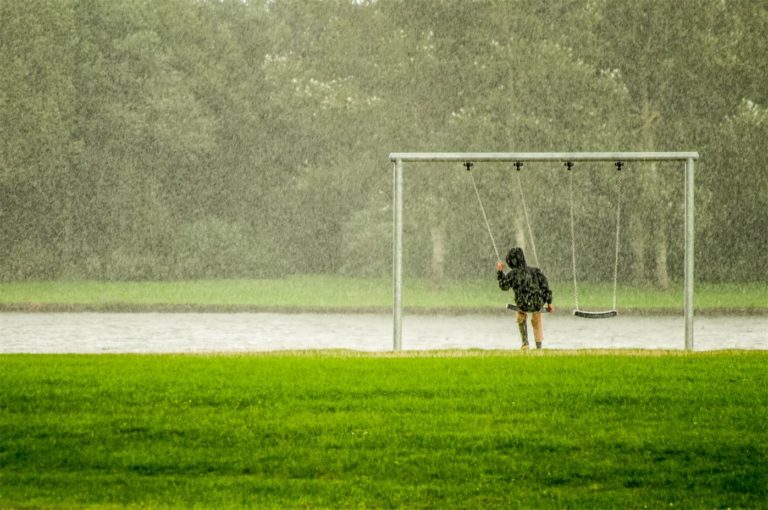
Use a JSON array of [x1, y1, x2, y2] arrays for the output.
[[466, 162, 501, 262], [514, 163, 540, 268], [567, 163, 580, 311], [612, 161, 624, 310]]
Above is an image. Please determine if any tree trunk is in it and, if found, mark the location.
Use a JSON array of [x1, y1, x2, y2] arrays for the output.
[[429, 222, 445, 290], [514, 217, 526, 258], [654, 230, 669, 290], [629, 214, 647, 283], [639, 95, 670, 288]]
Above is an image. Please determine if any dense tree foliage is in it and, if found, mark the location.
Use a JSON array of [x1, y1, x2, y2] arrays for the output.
[[1, 0, 765, 284]]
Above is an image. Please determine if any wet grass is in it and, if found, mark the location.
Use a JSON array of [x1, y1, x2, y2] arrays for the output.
[[1, 352, 767, 508], [0, 277, 765, 313]]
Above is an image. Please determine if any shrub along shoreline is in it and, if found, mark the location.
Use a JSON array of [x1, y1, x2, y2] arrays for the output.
[[0, 277, 765, 315], [0, 302, 764, 316]]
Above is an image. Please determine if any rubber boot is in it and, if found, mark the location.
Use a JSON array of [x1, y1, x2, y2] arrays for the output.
[[518, 321, 529, 350], [536, 341, 543, 350]]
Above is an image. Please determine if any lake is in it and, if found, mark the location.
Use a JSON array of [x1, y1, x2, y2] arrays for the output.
[[1, 312, 766, 353]]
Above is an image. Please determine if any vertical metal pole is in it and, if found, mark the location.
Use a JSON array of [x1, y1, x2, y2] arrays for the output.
[[393, 158, 404, 351], [684, 157, 695, 351]]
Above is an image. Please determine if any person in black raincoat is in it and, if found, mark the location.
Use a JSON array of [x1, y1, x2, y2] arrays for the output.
[[497, 247, 553, 350]]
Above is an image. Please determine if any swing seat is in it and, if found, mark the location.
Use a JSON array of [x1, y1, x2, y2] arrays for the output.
[[573, 309, 618, 319], [507, 304, 550, 313]]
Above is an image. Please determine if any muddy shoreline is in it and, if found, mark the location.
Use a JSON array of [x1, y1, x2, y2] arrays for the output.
[[1, 302, 765, 316]]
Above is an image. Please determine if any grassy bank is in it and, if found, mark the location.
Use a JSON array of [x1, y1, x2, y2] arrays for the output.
[[0, 277, 765, 313], [1, 352, 766, 508]]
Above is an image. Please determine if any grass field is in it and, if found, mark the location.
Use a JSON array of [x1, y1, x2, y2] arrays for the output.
[[0, 277, 765, 313], [2, 352, 767, 509]]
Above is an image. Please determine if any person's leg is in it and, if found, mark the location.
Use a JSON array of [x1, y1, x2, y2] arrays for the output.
[[516, 311, 529, 350], [531, 312, 543, 349]]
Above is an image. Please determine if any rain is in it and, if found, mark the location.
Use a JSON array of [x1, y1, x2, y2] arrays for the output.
[[1, 0, 766, 352]]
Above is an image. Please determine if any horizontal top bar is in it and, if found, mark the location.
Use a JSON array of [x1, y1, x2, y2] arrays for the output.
[[389, 151, 699, 162]]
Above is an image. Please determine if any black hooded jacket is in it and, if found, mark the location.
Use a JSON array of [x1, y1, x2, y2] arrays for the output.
[[497, 247, 553, 312]]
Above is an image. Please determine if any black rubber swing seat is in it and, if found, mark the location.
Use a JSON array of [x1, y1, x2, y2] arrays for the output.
[[506, 304, 550, 313], [573, 309, 618, 319]]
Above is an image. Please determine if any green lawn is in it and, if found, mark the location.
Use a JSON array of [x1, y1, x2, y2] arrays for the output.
[[1, 352, 767, 509], [0, 277, 765, 313]]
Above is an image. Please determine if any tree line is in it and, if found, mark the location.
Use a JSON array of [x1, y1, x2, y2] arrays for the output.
[[1, 0, 766, 285]]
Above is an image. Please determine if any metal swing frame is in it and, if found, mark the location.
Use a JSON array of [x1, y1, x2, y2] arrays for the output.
[[389, 152, 699, 351]]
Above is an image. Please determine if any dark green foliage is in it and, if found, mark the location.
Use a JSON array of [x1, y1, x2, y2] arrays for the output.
[[0, 1, 766, 283]]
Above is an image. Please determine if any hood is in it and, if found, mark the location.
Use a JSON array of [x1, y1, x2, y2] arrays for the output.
[[505, 247, 527, 270]]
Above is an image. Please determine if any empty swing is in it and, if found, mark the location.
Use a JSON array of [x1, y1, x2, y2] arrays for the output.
[[567, 161, 624, 319]]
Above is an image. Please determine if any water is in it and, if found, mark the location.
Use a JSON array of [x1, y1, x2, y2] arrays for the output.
[[1, 312, 766, 353]]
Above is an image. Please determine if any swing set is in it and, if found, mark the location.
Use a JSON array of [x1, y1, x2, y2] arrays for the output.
[[389, 152, 698, 351], [467, 159, 623, 319]]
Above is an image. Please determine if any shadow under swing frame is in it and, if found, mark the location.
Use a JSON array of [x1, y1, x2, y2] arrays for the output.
[[389, 151, 699, 352]]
